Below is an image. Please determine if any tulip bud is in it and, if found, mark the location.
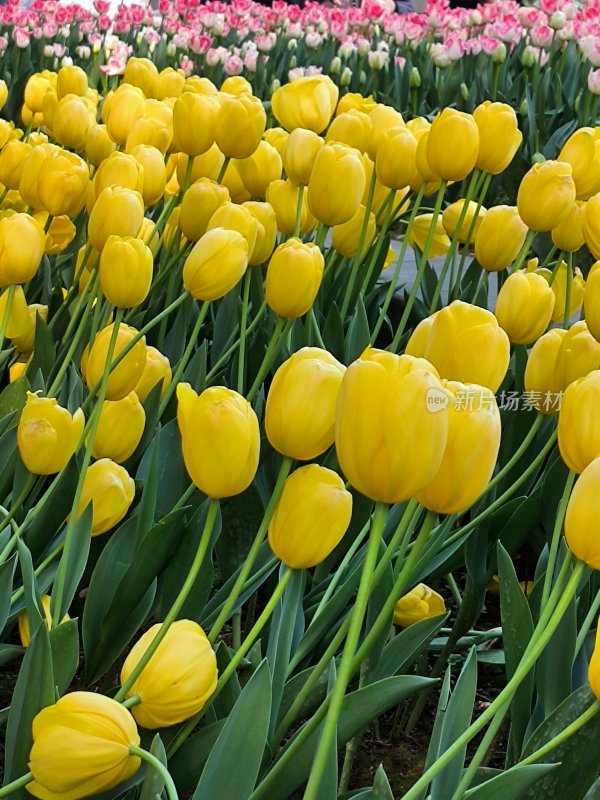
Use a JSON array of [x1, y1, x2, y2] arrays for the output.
[[266, 347, 346, 460], [495, 270, 554, 345], [536, 261, 585, 323], [583, 192, 600, 259], [124, 56, 159, 99], [557, 128, 600, 201], [417, 381, 501, 514], [28, 692, 141, 799], [86, 323, 147, 401], [215, 93, 266, 159], [565, 457, 600, 568], [442, 199, 486, 244], [75, 458, 135, 536], [53, 94, 95, 151], [366, 104, 404, 161], [332, 204, 376, 258], [551, 201, 585, 252], [10, 300, 47, 353], [271, 75, 338, 133], [92, 392, 146, 464], [104, 85, 146, 146], [427, 108, 479, 182], [157, 66, 185, 99], [235, 140, 282, 199], [206, 201, 258, 256], [120, 620, 218, 729], [472, 101, 522, 174], [375, 126, 418, 190], [326, 110, 373, 154], [406, 300, 510, 392], [57, 65, 88, 99], [336, 349, 449, 503], [408, 214, 451, 258], [0, 213, 46, 285], [86, 123, 117, 168], [243, 201, 277, 265], [307, 142, 366, 226], [183, 228, 248, 301], [179, 178, 230, 241], [283, 128, 324, 186], [265, 238, 324, 318], [88, 187, 145, 251], [585, 261, 600, 342], [17, 392, 84, 475], [558, 370, 600, 473], [134, 346, 172, 402], [266, 179, 316, 234], [177, 383, 260, 498], [393, 584, 445, 627], [172, 92, 217, 157], [38, 150, 89, 218], [474, 205, 528, 272], [130, 145, 166, 206], [263, 126, 289, 158], [0, 140, 31, 190], [268, 465, 353, 569], [94, 151, 145, 199], [517, 160, 576, 231], [18, 594, 69, 647], [551, 320, 600, 392]]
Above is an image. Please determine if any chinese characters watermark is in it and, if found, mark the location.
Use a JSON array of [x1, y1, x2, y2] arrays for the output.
[[426, 388, 562, 413]]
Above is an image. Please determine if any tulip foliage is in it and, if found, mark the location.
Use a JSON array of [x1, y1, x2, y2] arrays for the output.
[[2, 24, 600, 800]]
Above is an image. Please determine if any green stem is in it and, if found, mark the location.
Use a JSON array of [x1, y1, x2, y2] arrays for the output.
[[0, 284, 15, 348], [208, 456, 293, 643], [303, 502, 388, 800], [359, 189, 396, 296], [293, 184, 305, 239], [206, 300, 267, 384], [391, 181, 447, 351], [451, 699, 509, 799], [122, 694, 141, 709], [128, 747, 178, 800], [452, 171, 491, 298], [520, 701, 600, 765], [0, 772, 32, 796], [57, 255, 99, 344], [246, 317, 290, 403], [308, 307, 325, 348], [115, 499, 219, 702], [217, 156, 231, 184], [564, 252, 573, 328], [540, 470, 576, 610], [510, 229, 537, 274], [340, 169, 377, 319], [574, 588, 600, 659], [485, 413, 544, 493], [237, 270, 252, 394], [0, 478, 36, 565], [400, 562, 585, 800], [370, 183, 426, 346]]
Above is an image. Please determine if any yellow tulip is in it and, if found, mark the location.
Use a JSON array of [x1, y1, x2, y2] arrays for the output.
[[18, 595, 69, 647], [124, 57, 159, 99], [0, 140, 31, 189], [307, 142, 366, 226], [86, 123, 117, 168], [221, 76, 253, 96], [244, 201, 278, 265], [366, 104, 404, 161], [53, 95, 95, 151], [266, 179, 316, 235], [156, 67, 185, 100], [56, 65, 88, 99], [92, 393, 146, 464], [408, 214, 451, 258], [75, 458, 135, 536], [265, 238, 324, 318], [183, 228, 248, 301], [565, 457, 600, 569], [10, 300, 47, 353], [536, 261, 585, 323], [517, 160, 576, 232], [17, 392, 84, 475], [263, 126, 289, 158], [524, 329, 567, 413], [551, 201, 585, 252], [88, 187, 145, 251], [474, 205, 528, 272], [393, 584, 446, 627], [282, 128, 324, 187], [38, 150, 89, 218], [442, 200, 486, 244], [558, 370, 600, 473], [551, 320, 600, 392], [104, 85, 146, 146], [588, 622, 600, 699], [326, 110, 373, 154], [427, 108, 479, 182], [215, 93, 266, 159], [86, 323, 147, 401], [206, 201, 258, 257], [473, 101, 522, 174], [99, 235, 153, 309], [94, 152, 144, 198], [271, 75, 338, 133], [235, 140, 282, 199], [179, 178, 230, 241], [172, 91, 217, 157], [337, 92, 377, 116], [375, 126, 419, 190], [133, 346, 172, 402], [0, 212, 45, 285], [130, 144, 167, 207], [584, 194, 600, 260], [332, 205, 376, 258], [495, 271, 555, 344], [558, 127, 600, 200]]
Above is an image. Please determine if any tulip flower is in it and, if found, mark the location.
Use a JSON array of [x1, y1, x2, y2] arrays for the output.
[[417, 381, 501, 514], [52, 95, 95, 152], [183, 228, 248, 302], [17, 392, 84, 476], [92, 393, 146, 464], [86, 323, 147, 401], [120, 620, 217, 729], [426, 108, 479, 182], [338, 92, 377, 116], [0, 286, 33, 341], [307, 142, 366, 226], [375, 126, 419, 190], [558, 371, 600, 474], [19, 143, 59, 210], [24, 71, 56, 113], [86, 124, 117, 168], [366, 104, 405, 161], [535, 261, 585, 323], [393, 584, 446, 627], [179, 178, 230, 241], [99, 236, 153, 309], [551, 201, 586, 252], [0, 140, 31, 189], [177, 383, 260, 498], [130, 145, 167, 206], [517, 160, 576, 232], [56, 65, 88, 99], [495, 271, 555, 344], [266, 347, 346, 461], [326, 110, 372, 153], [565, 457, 600, 569], [473, 101, 522, 174], [408, 214, 451, 258], [0, 213, 46, 285], [124, 57, 159, 99], [335, 349, 448, 504], [265, 239, 324, 318], [585, 261, 600, 343], [172, 92, 217, 157], [268, 465, 353, 569], [332, 205, 376, 258], [551, 320, 600, 393], [244, 201, 278, 265], [133, 346, 172, 402], [267, 179, 316, 234], [215, 93, 266, 159], [38, 150, 89, 218], [94, 152, 144, 198], [88, 187, 145, 252], [588, 623, 600, 700], [558, 127, 600, 200], [271, 75, 338, 133], [442, 200, 486, 244], [206, 202, 259, 256], [474, 205, 528, 272], [27, 692, 141, 800], [157, 67, 185, 100], [263, 126, 289, 158], [236, 140, 282, 199], [75, 459, 135, 536], [283, 128, 324, 186], [18, 594, 69, 647], [104, 85, 146, 147]]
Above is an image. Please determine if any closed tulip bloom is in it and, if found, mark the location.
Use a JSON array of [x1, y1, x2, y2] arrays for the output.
[[157, 67, 185, 100], [121, 620, 217, 729], [266, 239, 324, 318], [86, 124, 117, 168], [244, 201, 277, 265], [282, 129, 324, 187], [271, 75, 338, 133], [57, 65, 88, 99], [474, 205, 528, 272], [583, 193, 600, 259], [180, 178, 230, 241], [132, 346, 170, 402], [326, 110, 373, 154], [104, 85, 146, 147], [207, 201, 258, 257], [216, 93, 266, 159], [427, 109, 479, 181], [551, 321, 600, 392], [414, 129, 439, 187], [442, 200, 486, 244], [335, 349, 449, 503], [92, 392, 146, 464], [417, 381, 501, 514], [183, 228, 248, 301], [266, 179, 316, 234], [94, 152, 144, 198], [376, 126, 419, 190], [406, 301, 510, 392], [589, 622, 600, 700], [332, 205, 376, 258], [19, 143, 59, 210], [307, 143, 366, 226], [268, 465, 352, 569], [565, 457, 600, 569], [24, 71, 56, 113], [129, 145, 166, 206], [10, 300, 47, 353], [517, 160, 576, 232], [236, 140, 282, 199], [551, 201, 586, 252], [86, 323, 147, 401], [53, 95, 95, 151], [408, 214, 451, 258], [126, 115, 172, 155], [495, 271, 554, 345], [221, 76, 253, 96], [177, 383, 259, 498], [124, 57, 159, 98], [337, 92, 377, 116], [0, 79, 8, 110], [75, 459, 135, 536], [219, 159, 252, 204], [558, 371, 600, 473], [18, 595, 69, 647], [585, 261, 600, 342], [536, 261, 585, 323], [558, 127, 600, 200], [17, 392, 84, 475], [184, 76, 218, 95], [88, 187, 145, 251], [0, 140, 31, 189], [172, 92, 217, 157], [0, 213, 45, 285], [393, 584, 446, 627], [176, 144, 224, 186], [366, 104, 405, 161], [266, 347, 346, 460], [38, 150, 89, 218], [473, 101, 522, 174], [28, 692, 140, 800], [99, 235, 153, 308]]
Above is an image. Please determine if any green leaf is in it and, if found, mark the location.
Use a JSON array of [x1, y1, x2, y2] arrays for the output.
[[168, 720, 227, 792], [28, 312, 56, 382], [216, 484, 265, 582], [0, 376, 29, 420], [192, 660, 272, 800], [17, 539, 43, 635], [344, 294, 370, 362], [372, 765, 394, 800], [464, 764, 560, 800], [0, 554, 17, 634], [372, 612, 448, 682], [51, 503, 92, 623], [48, 618, 79, 695], [209, 642, 242, 721], [0, 645, 24, 667], [139, 734, 168, 800], [136, 420, 187, 517], [4, 623, 54, 790]]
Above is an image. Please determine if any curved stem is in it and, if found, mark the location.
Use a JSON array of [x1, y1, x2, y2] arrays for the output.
[[0, 772, 32, 797], [340, 169, 377, 319], [122, 694, 141, 709], [128, 747, 178, 800], [208, 456, 293, 643], [206, 300, 267, 385], [115, 498, 219, 702], [485, 413, 544, 493], [217, 156, 231, 184], [540, 470, 575, 609], [520, 701, 600, 766], [303, 502, 388, 800], [510, 229, 537, 274], [246, 317, 290, 403], [237, 270, 252, 393]]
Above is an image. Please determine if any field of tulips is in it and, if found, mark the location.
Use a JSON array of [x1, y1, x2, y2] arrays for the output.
[[4, 0, 600, 797]]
